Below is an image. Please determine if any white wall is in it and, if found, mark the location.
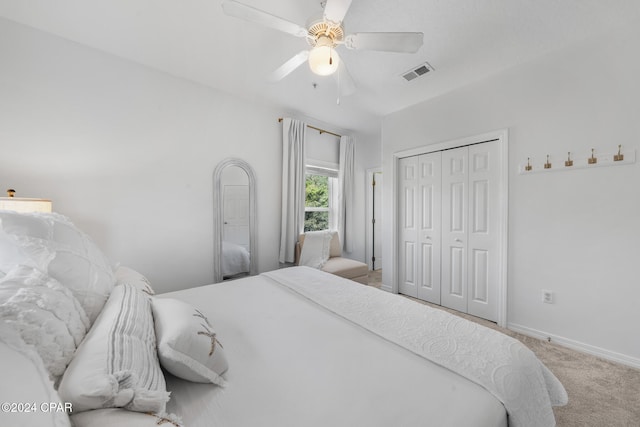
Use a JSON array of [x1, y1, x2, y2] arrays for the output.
[[0, 18, 286, 293], [382, 23, 640, 366], [0, 18, 379, 292]]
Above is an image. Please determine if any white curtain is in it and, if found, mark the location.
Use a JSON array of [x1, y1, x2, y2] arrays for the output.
[[279, 118, 307, 263], [338, 135, 355, 253]]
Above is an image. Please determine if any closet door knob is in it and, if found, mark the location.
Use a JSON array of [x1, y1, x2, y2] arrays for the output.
[[455, 238, 463, 243]]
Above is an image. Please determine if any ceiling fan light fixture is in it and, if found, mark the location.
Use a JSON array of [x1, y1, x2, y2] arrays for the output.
[[308, 36, 339, 76]]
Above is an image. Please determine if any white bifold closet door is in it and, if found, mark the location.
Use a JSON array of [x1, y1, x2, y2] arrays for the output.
[[398, 141, 500, 322], [398, 152, 442, 303]]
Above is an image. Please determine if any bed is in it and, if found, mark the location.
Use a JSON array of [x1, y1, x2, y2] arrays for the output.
[[0, 211, 567, 427], [221, 240, 250, 277]]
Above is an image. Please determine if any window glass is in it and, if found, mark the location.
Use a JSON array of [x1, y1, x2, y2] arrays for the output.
[[304, 170, 337, 232]]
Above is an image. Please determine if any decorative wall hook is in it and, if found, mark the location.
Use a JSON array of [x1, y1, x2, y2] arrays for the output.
[[525, 157, 532, 171], [588, 148, 597, 164], [544, 155, 552, 169], [614, 145, 624, 162], [565, 152, 573, 167]]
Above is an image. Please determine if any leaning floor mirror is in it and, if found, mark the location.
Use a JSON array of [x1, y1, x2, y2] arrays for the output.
[[213, 158, 257, 282]]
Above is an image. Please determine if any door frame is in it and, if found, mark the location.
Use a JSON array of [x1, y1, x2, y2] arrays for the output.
[[365, 167, 383, 271], [392, 129, 509, 327]]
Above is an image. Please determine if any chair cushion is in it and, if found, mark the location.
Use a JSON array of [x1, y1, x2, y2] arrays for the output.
[[321, 257, 368, 280]]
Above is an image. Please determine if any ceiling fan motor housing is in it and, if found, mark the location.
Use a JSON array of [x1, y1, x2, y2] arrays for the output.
[[306, 19, 344, 48]]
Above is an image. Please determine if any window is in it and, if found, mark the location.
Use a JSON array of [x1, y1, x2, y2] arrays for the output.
[[304, 164, 338, 232]]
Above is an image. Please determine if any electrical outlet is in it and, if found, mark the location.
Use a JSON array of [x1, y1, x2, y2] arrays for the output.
[[542, 290, 553, 304]]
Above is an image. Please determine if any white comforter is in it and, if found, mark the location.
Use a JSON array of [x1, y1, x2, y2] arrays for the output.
[[264, 267, 567, 427], [162, 267, 566, 427]]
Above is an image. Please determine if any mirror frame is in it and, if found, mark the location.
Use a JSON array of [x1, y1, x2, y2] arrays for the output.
[[213, 158, 257, 282]]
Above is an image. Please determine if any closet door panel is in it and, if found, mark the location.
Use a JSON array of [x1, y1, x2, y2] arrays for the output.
[[398, 156, 418, 297], [467, 141, 500, 321], [441, 147, 468, 313], [417, 152, 441, 303]]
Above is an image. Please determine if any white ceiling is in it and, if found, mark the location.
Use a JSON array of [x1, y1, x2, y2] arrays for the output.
[[1, 0, 639, 133]]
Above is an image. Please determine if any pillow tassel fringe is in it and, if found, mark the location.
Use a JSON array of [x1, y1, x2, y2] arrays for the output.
[[128, 389, 171, 413]]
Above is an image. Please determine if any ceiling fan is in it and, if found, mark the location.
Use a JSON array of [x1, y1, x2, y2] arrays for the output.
[[221, 0, 424, 95]]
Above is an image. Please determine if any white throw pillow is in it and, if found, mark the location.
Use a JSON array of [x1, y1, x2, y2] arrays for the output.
[[0, 212, 115, 324], [0, 265, 90, 381], [299, 230, 334, 269], [58, 284, 168, 414], [114, 266, 155, 295], [0, 323, 72, 427], [152, 298, 228, 385]]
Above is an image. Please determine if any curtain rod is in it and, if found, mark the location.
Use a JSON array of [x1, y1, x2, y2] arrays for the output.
[[278, 118, 342, 138]]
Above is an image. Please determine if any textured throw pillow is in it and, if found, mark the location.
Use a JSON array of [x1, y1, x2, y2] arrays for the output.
[[0, 265, 90, 381], [299, 230, 334, 269], [58, 284, 168, 414], [152, 298, 228, 385], [114, 266, 155, 295], [0, 323, 72, 427], [0, 212, 115, 324]]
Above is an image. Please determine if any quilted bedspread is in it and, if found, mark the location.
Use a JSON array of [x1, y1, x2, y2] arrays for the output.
[[263, 267, 568, 427]]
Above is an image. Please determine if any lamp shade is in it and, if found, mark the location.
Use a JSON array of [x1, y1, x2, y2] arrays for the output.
[[308, 37, 339, 76], [0, 198, 52, 213]]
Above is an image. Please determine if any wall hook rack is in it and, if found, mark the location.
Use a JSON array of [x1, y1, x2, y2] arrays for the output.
[[520, 147, 635, 174]]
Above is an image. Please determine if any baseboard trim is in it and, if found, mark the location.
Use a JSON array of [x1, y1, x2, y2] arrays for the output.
[[508, 322, 640, 370], [380, 284, 393, 293]]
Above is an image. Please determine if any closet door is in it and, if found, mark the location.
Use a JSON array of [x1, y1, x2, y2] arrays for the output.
[[467, 141, 500, 321], [398, 156, 419, 297], [441, 147, 469, 313], [416, 152, 442, 303]]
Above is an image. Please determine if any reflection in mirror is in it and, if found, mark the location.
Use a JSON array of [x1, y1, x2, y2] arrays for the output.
[[213, 158, 257, 283]]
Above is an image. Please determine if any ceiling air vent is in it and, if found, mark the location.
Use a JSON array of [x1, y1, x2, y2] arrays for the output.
[[401, 62, 434, 82]]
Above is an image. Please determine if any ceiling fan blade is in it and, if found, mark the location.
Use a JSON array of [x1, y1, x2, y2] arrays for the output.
[[333, 52, 356, 96], [267, 50, 310, 82], [344, 32, 424, 53], [323, 0, 353, 23], [222, 0, 307, 38]]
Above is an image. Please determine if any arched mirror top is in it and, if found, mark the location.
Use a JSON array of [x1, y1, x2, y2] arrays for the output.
[[213, 158, 257, 283]]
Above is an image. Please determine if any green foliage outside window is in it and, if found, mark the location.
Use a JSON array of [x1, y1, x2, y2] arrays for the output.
[[305, 174, 329, 231], [305, 211, 328, 232]]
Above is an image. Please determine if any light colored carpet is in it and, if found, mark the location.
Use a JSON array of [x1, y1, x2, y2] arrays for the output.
[[366, 270, 640, 426]]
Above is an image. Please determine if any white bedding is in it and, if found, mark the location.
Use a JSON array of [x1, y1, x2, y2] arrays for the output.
[[221, 241, 250, 277], [161, 268, 517, 427]]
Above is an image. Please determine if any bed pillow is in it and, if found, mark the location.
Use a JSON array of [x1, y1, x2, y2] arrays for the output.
[[0, 211, 115, 324], [0, 265, 90, 382], [0, 323, 72, 427], [114, 266, 155, 295], [299, 230, 333, 269], [152, 298, 228, 385], [58, 284, 169, 414]]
